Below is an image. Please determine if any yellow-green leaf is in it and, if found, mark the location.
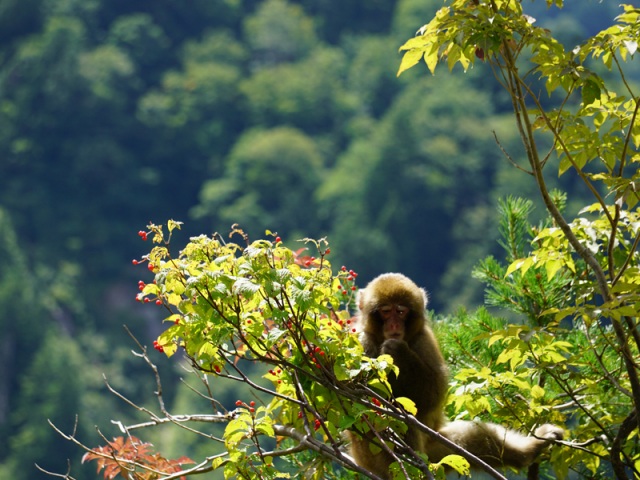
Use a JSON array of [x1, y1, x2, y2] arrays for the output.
[[531, 384, 545, 400], [437, 454, 470, 475], [397, 49, 424, 77], [395, 397, 417, 415]]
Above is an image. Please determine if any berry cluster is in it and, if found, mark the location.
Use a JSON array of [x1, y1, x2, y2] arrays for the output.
[[135, 278, 164, 305], [296, 411, 322, 431], [338, 266, 358, 297], [152, 340, 164, 353], [131, 229, 155, 268], [235, 399, 256, 413], [268, 368, 283, 385], [336, 317, 356, 334], [136, 280, 152, 304], [306, 343, 326, 369]]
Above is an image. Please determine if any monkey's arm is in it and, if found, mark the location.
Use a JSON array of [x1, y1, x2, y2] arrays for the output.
[[380, 337, 448, 417]]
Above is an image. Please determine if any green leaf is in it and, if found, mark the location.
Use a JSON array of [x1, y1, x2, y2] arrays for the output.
[[505, 257, 534, 277], [224, 418, 249, 448], [232, 278, 261, 297], [395, 397, 417, 415], [437, 454, 470, 475], [167, 219, 183, 232], [397, 49, 424, 77], [531, 384, 545, 400], [582, 79, 601, 106], [545, 258, 563, 281]]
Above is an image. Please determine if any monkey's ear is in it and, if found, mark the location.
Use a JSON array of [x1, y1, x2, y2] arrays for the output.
[[420, 287, 428, 310], [356, 289, 366, 311]]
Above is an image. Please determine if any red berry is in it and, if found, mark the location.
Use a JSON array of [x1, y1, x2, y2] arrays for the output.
[[250, 401, 256, 407], [148, 263, 155, 271], [214, 365, 221, 373], [305, 260, 311, 267], [275, 236, 282, 243], [174, 317, 180, 324], [249, 407, 255, 413], [324, 248, 330, 255], [236, 400, 242, 407], [143, 297, 150, 303], [351, 286, 357, 291], [314, 419, 321, 430], [156, 299, 163, 306], [132, 259, 139, 265], [341, 266, 347, 271]]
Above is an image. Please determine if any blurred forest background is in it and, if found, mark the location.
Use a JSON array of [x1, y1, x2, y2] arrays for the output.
[[0, 0, 633, 478]]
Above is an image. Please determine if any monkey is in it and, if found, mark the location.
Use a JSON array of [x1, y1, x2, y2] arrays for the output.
[[348, 273, 563, 478], [348, 273, 449, 476]]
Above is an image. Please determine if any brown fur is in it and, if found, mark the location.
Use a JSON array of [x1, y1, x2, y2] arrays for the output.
[[348, 273, 563, 478]]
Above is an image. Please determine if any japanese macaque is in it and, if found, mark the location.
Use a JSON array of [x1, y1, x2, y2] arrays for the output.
[[348, 273, 563, 478]]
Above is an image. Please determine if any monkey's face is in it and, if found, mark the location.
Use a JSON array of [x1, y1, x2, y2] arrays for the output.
[[378, 304, 409, 340]]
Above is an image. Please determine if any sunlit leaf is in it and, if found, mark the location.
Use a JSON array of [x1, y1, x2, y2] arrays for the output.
[[437, 454, 470, 475]]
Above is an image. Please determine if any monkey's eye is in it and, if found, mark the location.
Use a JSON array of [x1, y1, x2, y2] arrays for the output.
[[378, 305, 409, 318]]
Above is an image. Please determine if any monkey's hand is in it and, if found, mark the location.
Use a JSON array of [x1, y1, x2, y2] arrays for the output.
[[381, 338, 420, 373], [534, 424, 564, 442], [381, 338, 410, 357]]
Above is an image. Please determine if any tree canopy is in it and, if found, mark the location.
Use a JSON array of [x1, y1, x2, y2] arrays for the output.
[[0, 1, 638, 479]]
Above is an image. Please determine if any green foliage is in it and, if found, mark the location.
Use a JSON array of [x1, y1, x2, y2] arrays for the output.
[[318, 73, 500, 299], [243, 0, 318, 66], [107, 14, 171, 73], [399, 2, 640, 478], [436, 201, 638, 478], [6, 331, 89, 478], [133, 222, 422, 478], [2, 1, 638, 478], [473, 196, 576, 324], [194, 127, 325, 237], [240, 46, 355, 132]]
